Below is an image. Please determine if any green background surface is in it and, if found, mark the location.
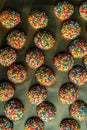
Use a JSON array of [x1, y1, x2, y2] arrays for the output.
[[0, 0, 87, 130]]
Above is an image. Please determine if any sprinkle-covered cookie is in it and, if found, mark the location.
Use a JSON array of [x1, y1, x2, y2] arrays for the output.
[[28, 10, 48, 29], [34, 30, 55, 50], [69, 100, 87, 121], [27, 84, 48, 105], [54, 52, 74, 71], [59, 82, 79, 104], [26, 48, 44, 69], [54, 1, 74, 20], [60, 118, 80, 130], [36, 101, 56, 122], [0, 81, 15, 102], [35, 66, 56, 87], [7, 30, 26, 49], [68, 39, 87, 58], [24, 116, 44, 130], [0, 9, 21, 29], [0, 47, 17, 67], [7, 63, 27, 84], [0, 116, 13, 130], [68, 65, 87, 86], [4, 98, 24, 121], [61, 20, 81, 40]]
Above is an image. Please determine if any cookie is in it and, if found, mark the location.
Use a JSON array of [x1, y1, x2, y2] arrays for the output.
[[36, 101, 56, 122], [4, 98, 24, 121], [61, 20, 81, 40], [35, 66, 56, 87]]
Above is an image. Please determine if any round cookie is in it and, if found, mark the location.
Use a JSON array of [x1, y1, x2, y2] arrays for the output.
[[7, 63, 27, 84], [0, 47, 17, 67], [0, 9, 21, 29], [69, 100, 87, 121], [60, 118, 80, 130], [24, 116, 44, 130], [4, 98, 24, 121], [26, 48, 44, 69], [68, 65, 87, 86], [59, 82, 79, 104], [83, 55, 87, 69], [54, 1, 74, 21], [7, 30, 26, 49], [54, 53, 74, 71], [36, 101, 56, 122], [68, 39, 87, 58], [79, 2, 87, 20], [34, 30, 55, 50], [0, 116, 13, 130], [35, 66, 56, 87], [61, 20, 81, 40], [28, 10, 48, 29], [0, 81, 15, 102], [27, 84, 48, 105]]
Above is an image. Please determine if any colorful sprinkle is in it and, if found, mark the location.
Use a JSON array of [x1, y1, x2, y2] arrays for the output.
[[4, 98, 24, 121], [28, 10, 48, 29], [61, 20, 81, 40], [54, 53, 74, 71], [26, 48, 44, 69], [0, 9, 21, 29], [69, 100, 87, 121], [79, 2, 87, 20], [0, 47, 17, 67], [34, 30, 55, 50], [35, 66, 56, 87], [24, 116, 44, 130], [54, 1, 74, 20], [60, 118, 80, 130], [83, 55, 87, 68], [7, 30, 27, 49], [7, 63, 27, 84], [36, 101, 56, 122], [68, 65, 87, 86], [0, 116, 13, 130], [0, 81, 15, 102], [27, 84, 48, 105], [59, 82, 79, 104], [68, 39, 87, 58]]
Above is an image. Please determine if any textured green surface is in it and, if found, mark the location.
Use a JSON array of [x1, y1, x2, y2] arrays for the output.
[[0, 0, 87, 130]]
